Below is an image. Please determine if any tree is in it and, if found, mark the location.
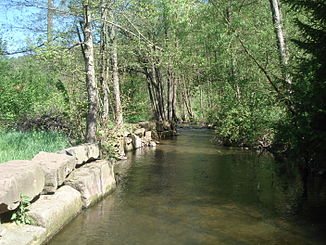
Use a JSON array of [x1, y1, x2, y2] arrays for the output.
[[109, 9, 123, 127], [268, 0, 292, 86], [81, 1, 99, 143], [98, 1, 111, 122], [275, 0, 326, 169], [47, 0, 54, 43]]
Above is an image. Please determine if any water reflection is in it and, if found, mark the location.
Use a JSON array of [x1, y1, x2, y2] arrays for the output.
[[48, 128, 326, 245]]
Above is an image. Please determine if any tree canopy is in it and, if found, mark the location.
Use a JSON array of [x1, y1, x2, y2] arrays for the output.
[[0, 0, 325, 170]]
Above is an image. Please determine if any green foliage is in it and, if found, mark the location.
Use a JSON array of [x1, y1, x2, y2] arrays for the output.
[[121, 76, 152, 123], [10, 194, 34, 225], [0, 57, 66, 124], [177, 0, 286, 147], [0, 50, 86, 142], [274, 0, 326, 168], [0, 36, 6, 55], [97, 123, 136, 159], [0, 131, 70, 163], [97, 125, 120, 159], [1, 0, 323, 168], [201, 77, 284, 148]]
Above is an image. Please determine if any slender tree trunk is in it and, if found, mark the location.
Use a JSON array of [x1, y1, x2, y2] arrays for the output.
[[99, 4, 110, 122], [167, 70, 173, 121], [154, 65, 166, 121], [151, 62, 164, 121], [172, 74, 178, 122], [167, 69, 178, 122], [200, 86, 203, 111], [269, 0, 292, 85], [47, 0, 54, 43], [109, 11, 123, 126], [226, 6, 241, 101], [181, 75, 194, 120], [82, 2, 99, 143], [181, 102, 186, 122], [102, 77, 111, 121], [143, 55, 167, 122], [145, 68, 159, 120]]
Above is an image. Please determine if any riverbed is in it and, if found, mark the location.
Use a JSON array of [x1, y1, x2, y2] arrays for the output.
[[48, 127, 326, 245]]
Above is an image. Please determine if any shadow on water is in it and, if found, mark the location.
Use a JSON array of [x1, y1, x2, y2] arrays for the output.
[[48, 127, 326, 245]]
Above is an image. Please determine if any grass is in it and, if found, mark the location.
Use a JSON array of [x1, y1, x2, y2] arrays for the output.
[[0, 131, 70, 163]]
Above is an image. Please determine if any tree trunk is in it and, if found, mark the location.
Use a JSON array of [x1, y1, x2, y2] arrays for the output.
[[167, 70, 173, 121], [145, 69, 159, 120], [200, 86, 203, 111], [226, 6, 241, 101], [269, 0, 292, 85], [181, 75, 194, 120], [109, 11, 123, 126], [172, 74, 178, 122], [47, 0, 54, 43], [144, 66, 160, 120], [166, 69, 178, 122], [143, 56, 167, 122], [154, 64, 166, 121], [151, 61, 164, 121], [82, 2, 99, 143], [99, 4, 110, 122]]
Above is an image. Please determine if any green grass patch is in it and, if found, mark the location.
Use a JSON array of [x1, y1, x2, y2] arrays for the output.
[[0, 131, 70, 163]]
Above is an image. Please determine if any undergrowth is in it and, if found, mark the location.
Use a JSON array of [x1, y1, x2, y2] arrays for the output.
[[0, 130, 70, 163]]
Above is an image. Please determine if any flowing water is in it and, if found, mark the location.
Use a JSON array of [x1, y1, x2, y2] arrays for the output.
[[49, 127, 326, 245]]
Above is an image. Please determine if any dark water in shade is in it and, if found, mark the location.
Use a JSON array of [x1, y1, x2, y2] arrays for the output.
[[48, 128, 326, 245]]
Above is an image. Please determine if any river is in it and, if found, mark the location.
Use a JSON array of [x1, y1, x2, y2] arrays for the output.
[[48, 127, 326, 245]]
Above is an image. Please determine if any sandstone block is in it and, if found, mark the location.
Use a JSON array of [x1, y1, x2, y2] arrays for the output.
[[124, 137, 134, 152], [32, 152, 76, 193], [140, 139, 149, 147], [123, 131, 131, 137], [0, 224, 6, 237], [59, 143, 99, 166], [124, 136, 132, 144], [27, 186, 82, 239], [64, 160, 116, 208], [118, 138, 126, 158], [96, 160, 116, 194], [144, 131, 152, 141], [0, 223, 46, 245], [131, 134, 142, 149], [133, 128, 146, 137], [0, 161, 45, 214]]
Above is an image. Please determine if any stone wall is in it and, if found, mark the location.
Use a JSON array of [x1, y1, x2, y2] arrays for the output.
[[122, 123, 157, 154], [122, 120, 176, 154], [0, 121, 176, 245], [0, 143, 115, 245]]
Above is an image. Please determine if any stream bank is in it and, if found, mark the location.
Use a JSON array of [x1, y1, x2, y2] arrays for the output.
[[0, 121, 176, 245], [49, 127, 326, 245]]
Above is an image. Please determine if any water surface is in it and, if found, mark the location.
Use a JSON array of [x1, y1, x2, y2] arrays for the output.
[[49, 128, 326, 245]]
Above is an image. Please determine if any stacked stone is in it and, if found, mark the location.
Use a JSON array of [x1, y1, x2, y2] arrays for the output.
[[0, 143, 116, 245], [0, 121, 175, 245], [122, 122, 162, 153]]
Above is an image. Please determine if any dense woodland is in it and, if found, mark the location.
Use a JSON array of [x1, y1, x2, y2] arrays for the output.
[[0, 0, 325, 172]]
